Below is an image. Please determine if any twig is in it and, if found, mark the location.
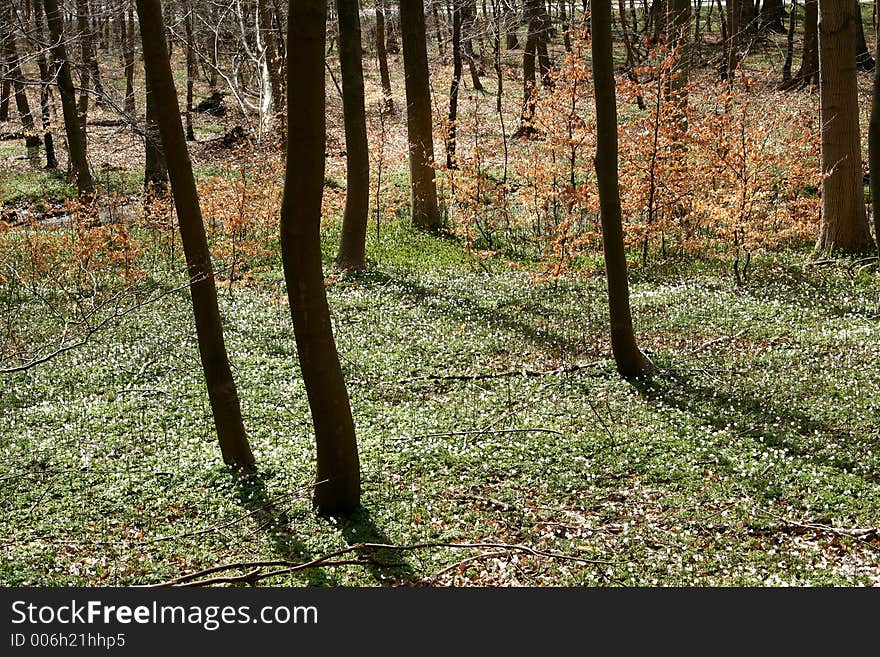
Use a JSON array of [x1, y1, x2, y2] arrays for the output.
[[399, 428, 564, 441], [148, 540, 623, 587], [693, 328, 748, 353]]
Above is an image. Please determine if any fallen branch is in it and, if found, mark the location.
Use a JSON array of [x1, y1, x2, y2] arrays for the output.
[[147, 540, 623, 587], [693, 328, 748, 353]]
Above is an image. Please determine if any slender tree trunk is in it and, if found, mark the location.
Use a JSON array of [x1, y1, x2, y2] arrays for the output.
[[870, 21, 880, 251], [400, 0, 442, 229], [463, 0, 484, 90], [376, 0, 394, 112], [121, 0, 135, 115], [184, 0, 196, 140], [335, 0, 370, 271], [33, 0, 58, 168], [514, 0, 541, 137], [782, 0, 797, 81], [0, 59, 10, 122], [135, 0, 256, 467], [258, 0, 286, 139], [855, 0, 874, 71], [591, 0, 653, 379], [447, 0, 462, 166], [43, 0, 94, 196], [282, 0, 361, 514], [816, 0, 872, 254], [793, 0, 819, 86], [2, 4, 40, 150], [75, 0, 92, 143]]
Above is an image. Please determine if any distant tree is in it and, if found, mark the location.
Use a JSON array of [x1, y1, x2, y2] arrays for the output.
[[400, 0, 442, 229], [591, 0, 654, 379], [43, 0, 94, 196], [760, 0, 786, 32], [446, 0, 463, 167], [791, 0, 819, 87], [335, 0, 370, 272], [854, 0, 874, 71], [281, 0, 361, 514], [375, 0, 394, 112], [816, 0, 872, 254], [32, 0, 58, 169], [1, 3, 40, 152], [136, 0, 256, 468]]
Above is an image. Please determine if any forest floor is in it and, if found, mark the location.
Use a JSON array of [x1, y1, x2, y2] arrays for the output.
[[1, 219, 879, 586]]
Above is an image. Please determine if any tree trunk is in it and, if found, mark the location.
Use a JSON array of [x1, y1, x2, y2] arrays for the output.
[[400, 0, 442, 229], [143, 71, 168, 194], [75, 0, 93, 143], [2, 3, 41, 150], [793, 0, 819, 86], [121, 0, 136, 115], [514, 0, 541, 137], [282, 0, 361, 514], [258, 0, 286, 140], [855, 0, 874, 71], [870, 22, 880, 251], [782, 0, 797, 81], [463, 0, 484, 90], [447, 0, 462, 166], [816, 0, 872, 254], [33, 0, 58, 168], [135, 0, 256, 468], [335, 0, 371, 271], [376, 0, 394, 112], [591, 0, 653, 379], [184, 3, 195, 140], [43, 0, 94, 196], [760, 0, 786, 31]]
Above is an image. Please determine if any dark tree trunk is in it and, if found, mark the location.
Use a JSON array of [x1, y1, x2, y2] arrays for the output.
[[122, 0, 136, 115], [184, 0, 196, 140], [870, 23, 880, 251], [376, 0, 394, 112], [514, 0, 541, 137], [855, 0, 874, 71], [335, 0, 370, 271], [793, 0, 819, 86], [591, 0, 653, 379], [760, 0, 786, 31], [143, 71, 168, 194], [462, 0, 484, 90], [816, 0, 872, 254], [75, 0, 92, 142], [400, 0, 442, 229], [33, 0, 58, 168], [43, 0, 94, 196], [282, 0, 361, 514], [781, 0, 796, 81], [135, 0, 256, 468], [2, 4, 40, 150], [447, 0, 462, 166]]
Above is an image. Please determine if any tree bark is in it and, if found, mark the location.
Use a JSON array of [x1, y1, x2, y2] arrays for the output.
[[335, 0, 371, 271], [870, 21, 880, 251], [43, 0, 94, 196], [33, 0, 58, 168], [591, 0, 653, 379], [143, 70, 168, 194], [793, 0, 819, 86], [447, 0, 462, 167], [282, 0, 361, 514], [760, 0, 786, 31], [400, 0, 442, 229], [376, 0, 394, 112], [816, 0, 872, 254], [2, 3, 40, 150], [135, 0, 256, 468], [121, 0, 136, 115], [855, 0, 874, 71]]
